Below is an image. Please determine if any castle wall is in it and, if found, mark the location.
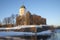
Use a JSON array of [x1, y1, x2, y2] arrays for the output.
[[16, 11, 46, 26]]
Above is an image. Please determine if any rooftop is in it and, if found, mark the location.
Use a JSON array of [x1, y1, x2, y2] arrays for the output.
[[20, 5, 26, 8]]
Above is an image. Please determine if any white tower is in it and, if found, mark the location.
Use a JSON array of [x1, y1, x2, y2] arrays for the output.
[[19, 5, 26, 16]]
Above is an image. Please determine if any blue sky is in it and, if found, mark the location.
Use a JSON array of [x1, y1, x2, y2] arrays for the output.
[[0, 0, 60, 25]]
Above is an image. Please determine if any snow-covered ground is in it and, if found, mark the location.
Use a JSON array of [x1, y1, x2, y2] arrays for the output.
[[37, 30, 52, 35], [0, 25, 50, 30], [0, 32, 35, 37], [0, 30, 52, 37]]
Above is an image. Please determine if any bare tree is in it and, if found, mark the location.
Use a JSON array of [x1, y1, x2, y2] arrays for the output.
[[7, 17, 12, 24], [0, 20, 1, 24], [11, 14, 15, 26], [3, 17, 11, 25], [3, 18, 8, 25], [2, 14, 17, 27], [0, 20, 2, 27], [16, 14, 19, 17]]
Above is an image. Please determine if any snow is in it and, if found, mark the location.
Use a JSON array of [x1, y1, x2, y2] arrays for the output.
[[0, 25, 50, 30], [0, 25, 52, 37], [37, 30, 52, 35], [0, 30, 52, 37], [0, 31, 35, 37]]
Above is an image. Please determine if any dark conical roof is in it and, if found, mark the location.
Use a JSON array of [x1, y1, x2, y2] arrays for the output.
[[21, 5, 26, 8], [26, 11, 31, 15]]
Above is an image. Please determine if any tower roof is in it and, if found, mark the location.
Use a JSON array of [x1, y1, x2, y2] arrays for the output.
[[20, 5, 26, 8]]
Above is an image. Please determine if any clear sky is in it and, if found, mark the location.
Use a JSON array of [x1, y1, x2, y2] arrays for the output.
[[0, 0, 60, 26]]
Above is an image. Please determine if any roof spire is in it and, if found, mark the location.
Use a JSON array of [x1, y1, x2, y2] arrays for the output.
[[20, 5, 26, 8]]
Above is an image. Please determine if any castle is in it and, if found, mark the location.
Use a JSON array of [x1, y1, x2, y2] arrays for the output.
[[16, 5, 46, 26]]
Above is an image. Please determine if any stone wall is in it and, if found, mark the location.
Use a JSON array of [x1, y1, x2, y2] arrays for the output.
[[16, 11, 46, 26]]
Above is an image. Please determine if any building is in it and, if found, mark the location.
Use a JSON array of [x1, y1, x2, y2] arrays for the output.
[[16, 5, 46, 26]]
